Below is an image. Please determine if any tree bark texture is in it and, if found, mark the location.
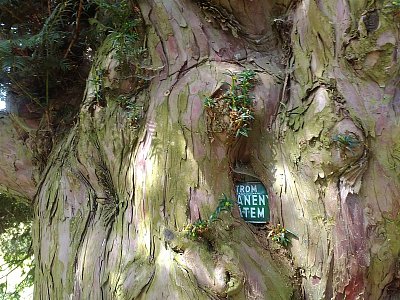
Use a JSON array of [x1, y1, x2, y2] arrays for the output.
[[0, 114, 37, 200], [265, 0, 400, 299], [31, 0, 296, 299], [0, 0, 398, 299]]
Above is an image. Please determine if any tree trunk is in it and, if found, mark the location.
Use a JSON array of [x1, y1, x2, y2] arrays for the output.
[[269, 1, 400, 299], [0, 114, 37, 200], [31, 0, 296, 298], [0, 0, 399, 299]]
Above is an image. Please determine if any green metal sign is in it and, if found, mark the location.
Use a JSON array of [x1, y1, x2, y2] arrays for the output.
[[235, 182, 269, 223]]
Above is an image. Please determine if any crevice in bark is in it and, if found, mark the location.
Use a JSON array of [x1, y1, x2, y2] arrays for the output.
[[91, 133, 120, 226], [325, 247, 334, 299]]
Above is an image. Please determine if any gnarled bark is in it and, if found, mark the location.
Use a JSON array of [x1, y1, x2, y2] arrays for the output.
[[31, 0, 296, 299], [264, 0, 400, 299], [0, 0, 399, 299]]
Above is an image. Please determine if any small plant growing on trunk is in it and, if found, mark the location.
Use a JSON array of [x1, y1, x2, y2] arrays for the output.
[[332, 131, 361, 157], [204, 69, 257, 143], [185, 194, 234, 240], [115, 95, 143, 127], [267, 224, 296, 247]]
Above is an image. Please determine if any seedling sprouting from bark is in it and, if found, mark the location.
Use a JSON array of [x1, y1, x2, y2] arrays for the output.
[[267, 224, 296, 248], [204, 69, 256, 141], [209, 194, 234, 222], [116, 95, 143, 127], [332, 131, 360, 157], [185, 194, 234, 240], [91, 69, 106, 102]]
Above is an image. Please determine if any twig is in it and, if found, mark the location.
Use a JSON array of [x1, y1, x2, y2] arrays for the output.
[[2, 6, 25, 23], [6, 73, 43, 108], [64, 0, 84, 59]]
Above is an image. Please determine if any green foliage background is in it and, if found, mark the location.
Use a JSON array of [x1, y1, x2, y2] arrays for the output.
[[0, 194, 33, 299]]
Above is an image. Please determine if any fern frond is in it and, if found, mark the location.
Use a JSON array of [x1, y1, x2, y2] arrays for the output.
[[0, 39, 11, 56], [0, 40, 30, 71], [58, 58, 72, 72], [7, 56, 29, 71], [13, 36, 39, 50], [36, 1, 73, 46]]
